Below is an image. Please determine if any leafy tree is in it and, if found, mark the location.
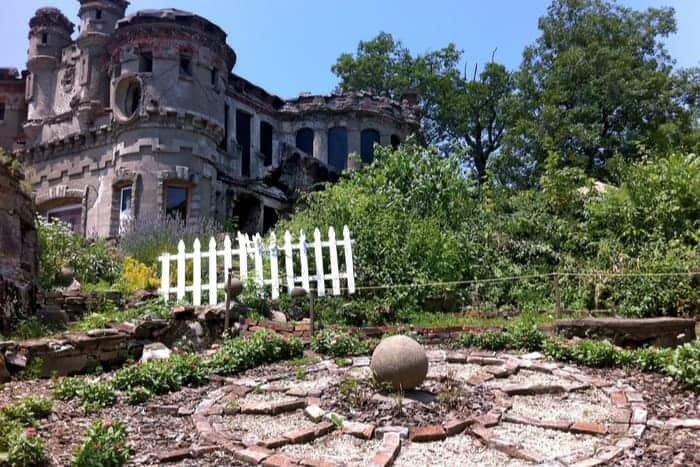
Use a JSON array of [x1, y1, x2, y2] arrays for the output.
[[511, 0, 693, 180], [332, 33, 516, 185]]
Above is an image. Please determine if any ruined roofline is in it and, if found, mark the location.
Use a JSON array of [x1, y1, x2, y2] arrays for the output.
[[29, 7, 75, 33]]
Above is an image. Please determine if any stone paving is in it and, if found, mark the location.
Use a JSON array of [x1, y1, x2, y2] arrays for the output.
[[164, 350, 674, 466]]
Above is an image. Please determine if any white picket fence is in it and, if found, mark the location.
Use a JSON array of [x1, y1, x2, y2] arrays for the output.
[[159, 226, 355, 305]]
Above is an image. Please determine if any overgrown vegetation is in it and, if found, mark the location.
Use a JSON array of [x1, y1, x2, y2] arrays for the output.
[[69, 299, 170, 332], [208, 329, 303, 376], [0, 397, 52, 466], [72, 420, 129, 467], [310, 328, 368, 357]]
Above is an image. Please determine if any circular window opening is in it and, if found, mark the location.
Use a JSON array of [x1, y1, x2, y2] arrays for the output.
[[124, 82, 141, 118]]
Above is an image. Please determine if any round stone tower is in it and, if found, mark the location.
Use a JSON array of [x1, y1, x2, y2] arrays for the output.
[[76, 0, 129, 128], [25, 8, 74, 126]]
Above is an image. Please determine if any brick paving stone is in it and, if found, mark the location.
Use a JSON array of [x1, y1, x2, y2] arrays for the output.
[[240, 402, 273, 415], [445, 351, 469, 363], [286, 387, 308, 397], [304, 405, 325, 422], [468, 424, 493, 442], [489, 438, 546, 464], [570, 457, 604, 467], [284, 427, 318, 444], [475, 411, 500, 427], [662, 418, 700, 430], [368, 433, 401, 467], [467, 356, 505, 366], [610, 390, 628, 407], [272, 399, 306, 414], [235, 446, 273, 464], [374, 425, 409, 439], [409, 424, 446, 442], [612, 408, 632, 424], [156, 448, 191, 463], [314, 421, 335, 437], [258, 437, 289, 449], [263, 454, 299, 467], [625, 391, 644, 403], [570, 421, 608, 435], [443, 418, 470, 436], [630, 407, 648, 425], [628, 424, 646, 437], [616, 437, 636, 449], [342, 421, 375, 439], [609, 423, 629, 434], [485, 366, 512, 378], [465, 373, 493, 386], [299, 459, 338, 467], [528, 362, 559, 373]]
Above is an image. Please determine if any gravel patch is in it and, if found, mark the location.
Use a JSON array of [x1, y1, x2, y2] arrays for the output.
[[226, 410, 315, 444], [509, 389, 612, 423], [394, 434, 524, 467], [282, 374, 337, 392], [428, 363, 483, 381], [240, 391, 298, 404], [491, 422, 606, 460], [485, 369, 569, 388], [346, 366, 373, 380], [279, 433, 381, 466]]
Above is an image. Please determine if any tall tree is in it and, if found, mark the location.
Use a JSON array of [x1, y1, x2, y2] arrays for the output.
[[510, 0, 692, 181], [332, 32, 516, 185]]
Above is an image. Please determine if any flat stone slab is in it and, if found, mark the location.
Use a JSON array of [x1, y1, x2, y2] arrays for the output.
[[555, 317, 696, 347]]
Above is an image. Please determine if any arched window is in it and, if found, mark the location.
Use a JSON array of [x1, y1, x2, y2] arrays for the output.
[[361, 129, 381, 164], [391, 134, 401, 149], [124, 82, 141, 117], [295, 128, 314, 156], [327, 127, 348, 172]]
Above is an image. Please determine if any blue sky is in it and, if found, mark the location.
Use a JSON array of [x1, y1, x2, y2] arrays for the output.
[[2, 0, 698, 99]]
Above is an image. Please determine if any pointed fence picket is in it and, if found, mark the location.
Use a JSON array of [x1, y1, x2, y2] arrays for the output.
[[159, 226, 356, 305]]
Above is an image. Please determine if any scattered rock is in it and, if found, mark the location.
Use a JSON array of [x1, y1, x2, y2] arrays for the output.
[[370, 335, 428, 390], [62, 279, 81, 297], [36, 305, 69, 328], [4, 349, 27, 368], [140, 342, 172, 362], [271, 310, 287, 323]]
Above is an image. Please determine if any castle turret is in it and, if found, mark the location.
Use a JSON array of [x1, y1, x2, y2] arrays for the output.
[[25, 8, 74, 136], [75, 1, 129, 127], [78, 0, 129, 37]]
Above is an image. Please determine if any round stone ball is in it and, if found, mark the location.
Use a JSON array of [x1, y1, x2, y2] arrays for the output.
[[370, 335, 428, 391]]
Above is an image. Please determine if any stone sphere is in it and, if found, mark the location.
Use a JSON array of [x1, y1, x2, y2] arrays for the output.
[[370, 335, 428, 390]]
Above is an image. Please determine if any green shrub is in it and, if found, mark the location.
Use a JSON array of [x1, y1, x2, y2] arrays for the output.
[[505, 322, 545, 351], [208, 329, 303, 376], [37, 217, 121, 290], [569, 340, 618, 367], [124, 387, 153, 405], [72, 420, 129, 467], [112, 354, 208, 394], [79, 382, 116, 414], [53, 377, 87, 401], [666, 340, 700, 390], [70, 299, 170, 332], [542, 337, 573, 361], [0, 397, 52, 426], [5, 427, 45, 467], [310, 328, 368, 357]]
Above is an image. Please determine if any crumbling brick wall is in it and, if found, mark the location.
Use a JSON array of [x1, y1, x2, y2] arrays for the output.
[[0, 162, 37, 332]]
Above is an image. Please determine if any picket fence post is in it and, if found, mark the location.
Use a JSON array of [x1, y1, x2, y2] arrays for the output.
[[160, 225, 355, 304]]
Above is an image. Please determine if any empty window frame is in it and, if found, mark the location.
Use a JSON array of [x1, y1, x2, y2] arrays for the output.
[[0, 103, 5, 121], [138, 52, 153, 73], [327, 127, 348, 172], [179, 55, 192, 77], [165, 186, 188, 221], [360, 129, 380, 164], [260, 121, 273, 166], [295, 127, 314, 156]]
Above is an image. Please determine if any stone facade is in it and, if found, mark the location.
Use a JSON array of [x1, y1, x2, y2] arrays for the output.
[[4, 3, 418, 237], [0, 162, 38, 333]]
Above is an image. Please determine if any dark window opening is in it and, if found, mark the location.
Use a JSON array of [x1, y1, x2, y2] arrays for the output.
[[124, 82, 141, 117], [179, 56, 192, 77], [138, 52, 153, 73], [260, 121, 273, 166], [41, 33, 48, 44], [232, 194, 260, 235], [360, 129, 381, 164], [236, 110, 252, 177], [113, 63, 121, 79], [327, 127, 348, 172], [211, 67, 218, 85], [220, 104, 229, 151], [0, 103, 5, 121], [46, 205, 82, 233], [165, 186, 188, 221], [295, 127, 314, 156], [391, 134, 401, 149], [95, 9, 102, 19], [263, 206, 278, 233]]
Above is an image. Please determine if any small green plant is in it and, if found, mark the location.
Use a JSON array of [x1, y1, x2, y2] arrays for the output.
[[295, 367, 307, 381], [505, 322, 545, 351], [4, 427, 46, 467], [17, 358, 44, 380], [337, 377, 368, 408], [0, 396, 51, 466], [53, 377, 87, 401], [208, 330, 303, 376], [632, 346, 672, 372], [0, 397, 53, 426], [79, 382, 117, 414], [288, 356, 320, 367], [112, 353, 208, 395], [666, 340, 700, 390], [330, 413, 344, 429], [310, 328, 368, 357], [125, 387, 153, 405], [335, 357, 351, 367], [227, 399, 239, 410], [569, 340, 618, 368], [436, 369, 462, 409], [72, 420, 129, 467]]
